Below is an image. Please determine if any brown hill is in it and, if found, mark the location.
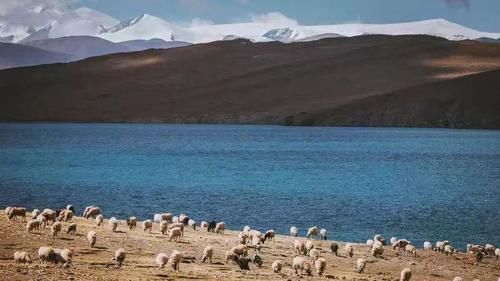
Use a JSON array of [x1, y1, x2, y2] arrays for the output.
[[1, 35, 500, 128]]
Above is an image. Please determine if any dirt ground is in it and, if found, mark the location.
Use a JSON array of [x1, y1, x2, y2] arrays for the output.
[[0, 211, 498, 281]]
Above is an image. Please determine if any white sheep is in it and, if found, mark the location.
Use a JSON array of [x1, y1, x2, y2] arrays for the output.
[[153, 213, 162, 223], [271, 260, 283, 273], [202, 245, 214, 263], [188, 219, 196, 230], [293, 256, 312, 276], [31, 209, 40, 219], [390, 237, 397, 245], [366, 239, 374, 247], [169, 250, 183, 271], [374, 234, 385, 245], [112, 248, 126, 267], [26, 220, 40, 233], [294, 240, 307, 255], [84, 207, 101, 219], [309, 248, 320, 261], [215, 222, 225, 234], [169, 227, 182, 242], [305, 240, 314, 254], [484, 244, 496, 256], [67, 223, 77, 235], [14, 251, 32, 264], [87, 231, 97, 248], [156, 253, 169, 268], [243, 225, 251, 232], [495, 248, 500, 259], [54, 248, 72, 267], [356, 258, 366, 273], [201, 221, 208, 228], [96, 214, 104, 227], [315, 257, 326, 276], [172, 216, 179, 223], [41, 209, 56, 224], [345, 243, 354, 258], [453, 277, 463, 281], [251, 235, 262, 252], [400, 268, 412, 281], [405, 244, 417, 257], [371, 240, 384, 257], [36, 214, 47, 228], [225, 250, 237, 264], [127, 216, 137, 230], [109, 217, 118, 232], [238, 231, 248, 244], [38, 246, 57, 264], [160, 221, 169, 235], [444, 245, 455, 256], [290, 226, 298, 237], [51, 221, 62, 238], [307, 226, 319, 239], [423, 241, 432, 250], [143, 219, 153, 233], [169, 222, 185, 236], [59, 209, 73, 222], [179, 214, 188, 224], [320, 228, 327, 240], [230, 244, 248, 257]]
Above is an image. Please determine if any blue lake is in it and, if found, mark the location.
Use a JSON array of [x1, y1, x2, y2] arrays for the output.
[[0, 123, 499, 248]]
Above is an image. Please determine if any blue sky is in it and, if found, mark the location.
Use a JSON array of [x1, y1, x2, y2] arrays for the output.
[[77, 0, 500, 32]]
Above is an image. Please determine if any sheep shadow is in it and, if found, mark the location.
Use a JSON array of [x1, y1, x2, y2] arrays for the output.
[[94, 246, 108, 250], [113, 230, 127, 234], [59, 237, 74, 241]]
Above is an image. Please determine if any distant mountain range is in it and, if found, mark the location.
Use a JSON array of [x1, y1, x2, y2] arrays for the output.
[[1, 35, 500, 129]]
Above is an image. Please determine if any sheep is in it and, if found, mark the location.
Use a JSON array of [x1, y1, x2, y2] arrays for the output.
[[169, 227, 182, 242], [58, 209, 73, 222], [84, 207, 101, 219], [400, 268, 412, 281], [215, 222, 225, 234], [294, 240, 307, 255], [87, 231, 97, 248], [393, 239, 410, 251], [36, 214, 47, 228], [38, 246, 57, 264], [374, 234, 386, 245], [371, 240, 384, 257], [112, 248, 126, 267], [169, 222, 185, 236], [83, 206, 93, 217], [200, 221, 208, 228], [51, 221, 62, 238], [249, 230, 263, 242], [156, 253, 169, 268], [306, 240, 315, 254], [179, 214, 189, 225], [67, 223, 77, 235], [290, 226, 298, 237], [153, 213, 162, 223], [160, 221, 169, 235], [169, 250, 183, 271], [143, 219, 153, 233], [495, 248, 500, 259], [366, 239, 374, 247], [66, 205, 75, 213], [315, 257, 326, 276], [405, 244, 417, 257], [161, 213, 173, 223], [225, 250, 238, 264], [14, 251, 32, 264], [271, 260, 283, 273], [96, 214, 104, 227], [307, 226, 319, 239], [330, 242, 339, 256], [202, 246, 214, 263], [41, 209, 57, 225], [444, 245, 455, 256], [236, 256, 251, 270], [172, 216, 179, 223], [207, 221, 217, 232], [345, 243, 354, 258], [26, 220, 40, 233], [8, 207, 27, 222], [309, 248, 320, 262], [5, 207, 12, 215], [126, 216, 137, 230], [435, 240, 449, 252], [243, 225, 251, 232], [188, 219, 196, 230], [264, 229, 275, 242], [453, 277, 463, 281], [293, 256, 312, 276], [251, 254, 262, 268], [109, 217, 118, 232], [54, 248, 72, 268], [31, 209, 40, 219], [390, 237, 398, 245], [356, 258, 366, 273], [484, 244, 496, 256], [423, 241, 432, 250], [230, 244, 248, 257], [251, 235, 262, 252], [238, 231, 248, 244], [319, 228, 327, 240]]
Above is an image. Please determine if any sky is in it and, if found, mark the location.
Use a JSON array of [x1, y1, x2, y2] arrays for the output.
[[73, 0, 500, 32]]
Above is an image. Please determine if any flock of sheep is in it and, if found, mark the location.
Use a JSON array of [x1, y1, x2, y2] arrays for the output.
[[5, 205, 500, 280]]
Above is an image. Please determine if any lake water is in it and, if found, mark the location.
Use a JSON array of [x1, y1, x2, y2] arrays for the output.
[[1, 123, 499, 248]]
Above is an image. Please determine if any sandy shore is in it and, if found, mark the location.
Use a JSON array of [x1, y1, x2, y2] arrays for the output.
[[0, 212, 498, 281]]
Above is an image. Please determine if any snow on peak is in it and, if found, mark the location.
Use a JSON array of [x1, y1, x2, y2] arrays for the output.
[[99, 14, 178, 42], [262, 27, 301, 42]]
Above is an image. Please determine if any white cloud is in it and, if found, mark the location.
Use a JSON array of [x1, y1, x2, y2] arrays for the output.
[[0, 0, 76, 27], [250, 12, 298, 27]]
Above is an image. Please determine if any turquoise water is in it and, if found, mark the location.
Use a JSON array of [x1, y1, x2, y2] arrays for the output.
[[0, 123, 499, 248]]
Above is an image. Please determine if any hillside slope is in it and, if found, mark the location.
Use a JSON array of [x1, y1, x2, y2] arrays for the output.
[[0, 42, 70, 69], [1, 35, 500, 128]]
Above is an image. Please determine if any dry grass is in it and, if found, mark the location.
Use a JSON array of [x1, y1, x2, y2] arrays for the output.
[[0, 212, 498, 281]]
